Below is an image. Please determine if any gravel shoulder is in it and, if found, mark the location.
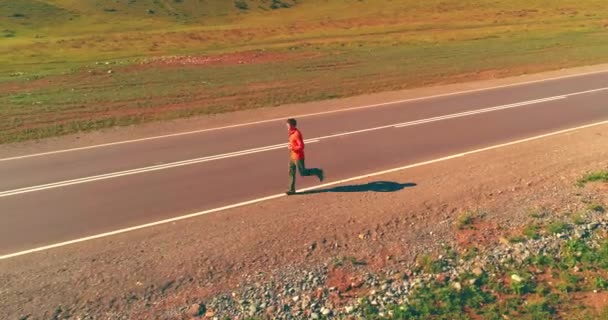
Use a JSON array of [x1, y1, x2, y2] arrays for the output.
[[1, 123, 607, 319]]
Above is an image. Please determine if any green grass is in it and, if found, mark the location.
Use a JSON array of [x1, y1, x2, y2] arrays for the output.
[[510, 273, 536, 295], [456, 211, 476, 230], [546, 221, 569, 235], [577, 171, 608, 187], [365, 234, 608, 319], [587, 203, 606, 213], [417, 253, 451, 274], [523, 224, 541, 240], [556, 271, 582, 293], [529, 209, 545, 219], [572, 213, 586, 226], [509, 235, 527, 244], [2, 0, 608, 143]]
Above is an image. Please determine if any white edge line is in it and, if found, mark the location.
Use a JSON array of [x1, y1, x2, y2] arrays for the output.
[[2, 119, 607, 260], [2, 69, 608, 162]]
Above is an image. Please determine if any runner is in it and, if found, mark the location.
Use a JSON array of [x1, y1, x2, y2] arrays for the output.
[[286, 118, 324, 195]]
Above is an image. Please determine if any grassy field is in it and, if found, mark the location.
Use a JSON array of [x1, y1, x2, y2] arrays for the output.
[[1, 0, 608, 143]]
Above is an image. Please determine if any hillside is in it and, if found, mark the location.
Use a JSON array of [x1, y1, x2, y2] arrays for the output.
[[3, 0, 606, 64]]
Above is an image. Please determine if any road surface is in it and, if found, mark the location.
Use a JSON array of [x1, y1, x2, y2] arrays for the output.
[[1, 70, 608, 256]]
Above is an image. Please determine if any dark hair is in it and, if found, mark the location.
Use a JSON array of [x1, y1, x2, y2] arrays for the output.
[[286, 118, 297, 127]]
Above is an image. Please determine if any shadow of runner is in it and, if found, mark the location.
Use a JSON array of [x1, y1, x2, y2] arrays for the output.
[[297, 181, 416, 195]]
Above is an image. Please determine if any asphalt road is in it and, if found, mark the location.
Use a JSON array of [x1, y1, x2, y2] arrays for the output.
[[1, 71, 608, 256]]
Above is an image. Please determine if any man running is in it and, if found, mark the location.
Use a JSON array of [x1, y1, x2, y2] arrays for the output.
[[286, 118, 324, 195]]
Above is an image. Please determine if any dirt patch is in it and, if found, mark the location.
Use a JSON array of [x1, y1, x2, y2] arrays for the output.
[[573, 291, 608, 313], [322, 266, 368, 310], [0, 74, 72, 94], [441, 64, 571, 85], [0, 68, 116, 95], [456, 220, 503, 249], [326, 267, 366, 296], [137, 51, 320, 69]]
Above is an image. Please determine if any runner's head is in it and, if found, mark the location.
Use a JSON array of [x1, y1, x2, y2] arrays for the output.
[[286, 118, 297, 130]]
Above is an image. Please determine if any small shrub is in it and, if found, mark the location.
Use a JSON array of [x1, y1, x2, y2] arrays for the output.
[[560, 238, 608, 270], [330, 256, 344, 267], [504, 297, 525, 310], [3, 30, 16, 38], [235, 0, 249, 10], [528, 208, 547, 219], [456, 212, 475, 230], [462, 247, 480, 261], [557, 271, 581, 292], [417, 254, 432, 272], [525, 299, 557, 318], [602, 305, 608, 319], [271, 0, 293, 9], [394, 281, 495, 318], [416, 254, 448, 274], [523, 224, 541, 240], [509, 235, 526, 243], [535, 283, 551, 296], [572, 213, 586, 225], [577, 170, 608, 187], [531, 254, 558, 269], [599, 241, 608, 269], [347, 256, 367, 266], [11, 13, 26, 18], [594, 277, 608, 290], [359, 297, 380, 317], [510, 274, 536, 295], [547, 221, 569, 234], [587, 203, 605, 213]]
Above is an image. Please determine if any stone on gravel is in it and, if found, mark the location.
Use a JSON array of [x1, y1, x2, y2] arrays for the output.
[[249, 304, 258, 316], [511, 274, 523, 283], [452, 282, 462, 291], [472, 267, 484, 277], [321, 307, 331, 316], [266, 305, 276, 314]]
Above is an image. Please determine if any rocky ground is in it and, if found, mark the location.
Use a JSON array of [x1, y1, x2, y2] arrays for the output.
[[175, 181, 608, 320]]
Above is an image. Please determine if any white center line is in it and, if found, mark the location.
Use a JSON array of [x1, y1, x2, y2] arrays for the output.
[[394, 96, 564, 128], [0, 91, 579, 198], [0, 140, 319, 198]]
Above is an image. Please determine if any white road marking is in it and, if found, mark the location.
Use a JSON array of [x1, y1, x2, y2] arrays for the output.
[[1, 119, 607, 260], [394, 96, 564, 128], [0, 140, 318, 198], [565, 87, 608, 97], [0, 93, 569, 198], [1, 70, 607, 162]]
